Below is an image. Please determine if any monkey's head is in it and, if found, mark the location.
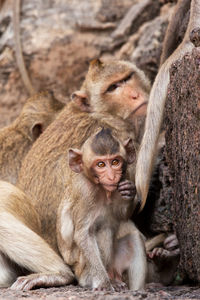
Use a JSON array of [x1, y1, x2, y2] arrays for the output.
[[68, 128, 135, 193], [71, 59, 151, 122], [17, 91, 64, 142]]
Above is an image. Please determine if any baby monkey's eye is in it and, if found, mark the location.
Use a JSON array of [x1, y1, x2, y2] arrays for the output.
[[97, 161, 106, 168], [112, 159, 119, 166]]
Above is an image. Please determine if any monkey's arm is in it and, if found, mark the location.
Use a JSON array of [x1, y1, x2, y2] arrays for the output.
[[135, 0, 200, 210], [116, 179, 137, 218]]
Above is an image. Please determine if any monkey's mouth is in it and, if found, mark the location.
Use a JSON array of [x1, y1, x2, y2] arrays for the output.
[[130, 101, 148, 117], [102, 183, 118, 192]]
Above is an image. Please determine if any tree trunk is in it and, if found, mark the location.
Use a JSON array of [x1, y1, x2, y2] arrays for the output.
[[165, 48, 200, 282]]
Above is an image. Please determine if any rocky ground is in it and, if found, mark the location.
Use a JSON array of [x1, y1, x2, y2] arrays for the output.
[[0, 284, 200, 300]]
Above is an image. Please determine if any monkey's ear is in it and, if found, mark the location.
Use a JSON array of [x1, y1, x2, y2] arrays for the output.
[[68, 149, 83, 173], [31, 123, 43, 141], [123, 138, 136, 164], [90, 58, 104, 68], [71, 90, 91, 112]]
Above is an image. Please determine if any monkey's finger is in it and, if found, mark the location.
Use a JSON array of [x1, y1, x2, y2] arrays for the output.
[[112, 281, 128, 292], [119, 191, 135, 198], [164, 234, 179, 250], [150, 247, 164, 258], [169, 248, 180, 257], [118, 181, 135, 189], [164, 234, 177, 244], [118, 186, 135, 193], [121, 195, 133, 200], [120, 189, 133, 195], [118, 184, 136, 192]]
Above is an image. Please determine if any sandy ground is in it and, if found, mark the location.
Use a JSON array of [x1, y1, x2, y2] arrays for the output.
[[0, 284, 200, 300]]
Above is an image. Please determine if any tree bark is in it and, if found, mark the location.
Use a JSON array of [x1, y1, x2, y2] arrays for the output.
[[165, 48, 200, 282]]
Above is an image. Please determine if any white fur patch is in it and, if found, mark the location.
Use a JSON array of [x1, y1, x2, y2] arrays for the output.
[[0, 252, 17, 287], [60, 202, 74, 244]]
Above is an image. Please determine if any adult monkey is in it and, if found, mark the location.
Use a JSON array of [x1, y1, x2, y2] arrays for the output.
[[0, 91, 64, 185], [15, 57, 181, 289], [135, 0, 200, 210], [15, 59, 150, 290]]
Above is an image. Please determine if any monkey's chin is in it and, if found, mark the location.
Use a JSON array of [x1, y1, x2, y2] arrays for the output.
[[103, 184, 117, 192]]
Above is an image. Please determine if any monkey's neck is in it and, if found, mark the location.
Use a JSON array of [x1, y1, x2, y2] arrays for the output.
[[105, 190, 112, 204]]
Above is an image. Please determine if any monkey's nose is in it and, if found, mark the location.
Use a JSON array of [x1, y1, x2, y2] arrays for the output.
[[107, 169, 115, 181], [131, 91, 139, 100]]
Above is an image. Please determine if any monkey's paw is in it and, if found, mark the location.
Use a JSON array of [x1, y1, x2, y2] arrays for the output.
[[111, 279, 128, 292], [10, 273, 68, 290], [147, 247, 169, 261], [118, 180, 136, 200], [163, 234, 179, 251], [93, 279, 115, 292]]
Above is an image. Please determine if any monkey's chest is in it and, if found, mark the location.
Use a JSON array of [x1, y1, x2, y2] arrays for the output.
[[91, 206, 119, 235]]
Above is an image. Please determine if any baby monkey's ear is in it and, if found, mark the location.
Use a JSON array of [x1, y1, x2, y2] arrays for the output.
[[68, 148, 83, 173]]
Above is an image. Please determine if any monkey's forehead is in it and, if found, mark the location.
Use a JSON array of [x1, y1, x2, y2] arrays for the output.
[[86, 60, 135, 82]]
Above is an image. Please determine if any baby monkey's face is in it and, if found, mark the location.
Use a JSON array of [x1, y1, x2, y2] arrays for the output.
[[91, 154, 124, 192]]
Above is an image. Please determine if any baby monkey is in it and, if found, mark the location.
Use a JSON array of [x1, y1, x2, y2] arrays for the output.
[[57, 128, 147, 291]]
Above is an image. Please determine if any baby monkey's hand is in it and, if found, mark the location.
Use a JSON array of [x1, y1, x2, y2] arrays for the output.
[[118, 180, 136, 200]]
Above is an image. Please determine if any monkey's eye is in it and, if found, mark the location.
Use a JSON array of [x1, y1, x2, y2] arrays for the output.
[[123, 72, 134, 82], [112, 159, 120, 166], [97, 161, 106, 168], [106, 83, 119, 93]]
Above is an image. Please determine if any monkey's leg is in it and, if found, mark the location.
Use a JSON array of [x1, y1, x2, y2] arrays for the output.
[[115, 221, 147, 290], [0, 252, 20, 287], [0, 212, 74, 290]]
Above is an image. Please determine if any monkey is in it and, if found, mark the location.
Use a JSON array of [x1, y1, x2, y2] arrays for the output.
[[17, 102, 139, 253], [16, 59, 150, 254], [0, 180, 74, 289], [135, 0, 200, 211], [0, 120, 171, 291], [0, 91, 64, 185], [72, 59, 151, 143], [15, 57, 182, 289], [57, 127, 147, 291], [12, 0, 35, 95]]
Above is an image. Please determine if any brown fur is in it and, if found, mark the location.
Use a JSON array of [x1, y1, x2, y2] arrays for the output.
[[0, 180, 73, 289], [15, 58, 177, 289], [17, 101, 137, 253], [80, 59, 150, 120], [0, 91, 64, 184], [91, 128, 120, 155], [56, 130, 146, 291]]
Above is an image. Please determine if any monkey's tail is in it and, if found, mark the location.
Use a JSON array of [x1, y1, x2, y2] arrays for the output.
[[135, 63, 169, 211], [12, 0, 35, 95], [145, 233, 167, 252], [160, 0, 191, 66], [135, 0, 199, 212]]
